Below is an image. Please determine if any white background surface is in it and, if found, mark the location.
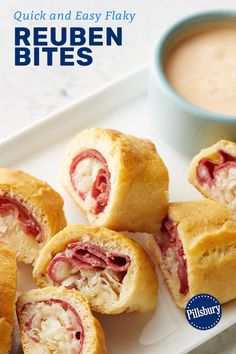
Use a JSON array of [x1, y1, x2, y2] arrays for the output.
[[1, 0, 236, 353]]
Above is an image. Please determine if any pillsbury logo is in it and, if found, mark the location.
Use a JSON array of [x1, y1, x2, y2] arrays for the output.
[[185, 294, 222, 330]]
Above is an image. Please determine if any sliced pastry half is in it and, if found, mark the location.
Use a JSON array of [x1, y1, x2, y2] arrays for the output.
[[148, 199, 236, 308], [189, 140, 236, 219], [61, 128, 169, 233], [16, 287, 107, 354], [0, 168, 66, 264], [33, 225, 158, 314], [0, 245, 17, 354]]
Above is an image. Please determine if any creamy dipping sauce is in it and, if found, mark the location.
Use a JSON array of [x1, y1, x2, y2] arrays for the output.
[[164, 22, 236, 115]]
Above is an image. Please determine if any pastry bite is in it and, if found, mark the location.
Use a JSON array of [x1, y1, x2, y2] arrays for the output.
[[33, 225, 158, 314], [61, 128, 169, 233], [189, 140, 236, 219], [148, 199, 236, 308], [0, 245, 17, 353], [0, 168, 66, 264], [16, 287, 107, 354]]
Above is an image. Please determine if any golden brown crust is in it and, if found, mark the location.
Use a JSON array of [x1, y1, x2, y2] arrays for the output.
[[16, 287, 107, 354], [0, 168, 67, 263], [169, 199, 230, 243], [148, 199, 236, 307], [61, 128, 169, 233], [0, 246, 17, 325], [0, 317, 12, 354], [89, 317, 107, 354], [0, 246, 16, 354], [33, 225, 158, 314]]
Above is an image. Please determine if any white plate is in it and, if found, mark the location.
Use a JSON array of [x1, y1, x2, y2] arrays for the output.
[[3, 64, 236, 354]]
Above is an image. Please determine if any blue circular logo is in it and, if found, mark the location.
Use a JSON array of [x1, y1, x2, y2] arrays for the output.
[[185, 294, 222, 330]]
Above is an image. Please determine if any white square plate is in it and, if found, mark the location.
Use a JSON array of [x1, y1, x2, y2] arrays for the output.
[[3, 65, 235, 354]]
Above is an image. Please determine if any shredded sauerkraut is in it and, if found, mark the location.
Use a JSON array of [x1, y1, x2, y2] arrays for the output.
[[23, 301, 82, 354]]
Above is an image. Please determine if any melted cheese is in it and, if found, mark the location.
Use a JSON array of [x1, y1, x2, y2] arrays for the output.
[[71, 158, 103, 211], [0, 212, 39, 263], [0, 212, 22, 235], [210, 167, 236, 215]]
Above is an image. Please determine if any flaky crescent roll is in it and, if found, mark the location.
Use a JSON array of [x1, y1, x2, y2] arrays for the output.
[[0, 168, 66, 264], [61, 128, 169, 233], [189, 140, 236, 220], [33, 225, 158, 314], [148, 199, 236, 308], [16, 287, 107, 354], [0, 246, 17, 353]]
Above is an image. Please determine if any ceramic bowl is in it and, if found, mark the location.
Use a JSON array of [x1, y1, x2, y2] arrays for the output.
[[149, 11, 236, 156]]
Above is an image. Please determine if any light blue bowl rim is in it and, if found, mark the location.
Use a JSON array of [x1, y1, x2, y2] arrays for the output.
[[154, 10, 236, 123]]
